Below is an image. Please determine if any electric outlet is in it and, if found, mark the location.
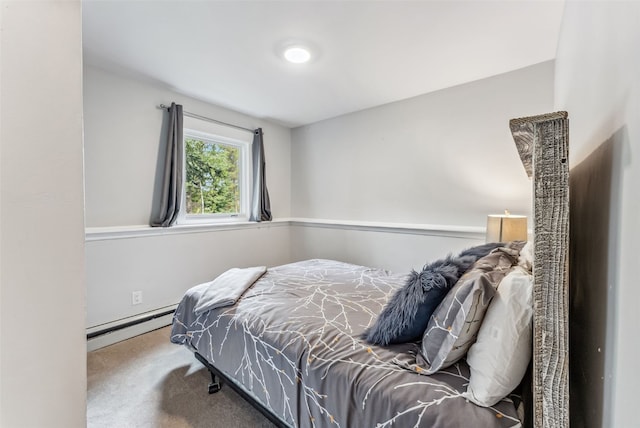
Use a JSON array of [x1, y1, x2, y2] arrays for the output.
[[132, 291, 143, 305]]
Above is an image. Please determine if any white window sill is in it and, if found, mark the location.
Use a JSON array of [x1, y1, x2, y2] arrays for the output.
[[177, 214, 249, 226], [85, 219, 289, 241]]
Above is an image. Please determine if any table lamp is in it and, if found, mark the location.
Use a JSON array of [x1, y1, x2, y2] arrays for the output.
[[486, 210, 528, 243]]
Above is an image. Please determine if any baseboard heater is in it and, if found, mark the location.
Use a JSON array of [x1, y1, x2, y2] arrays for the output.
[[86, 305, 177, 351]]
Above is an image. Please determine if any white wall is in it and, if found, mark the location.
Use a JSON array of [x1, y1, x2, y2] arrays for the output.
[[291, 224, 484, 273], [83, 65, 293, 329], [86, 225, 290, 327], [555, 3, 640, 427], [290, 62, 553, 271], [0, 1, 86, 427], [0, 1, 3, 421], [291, 61, 554, 226], [83, 64, 292, 227]]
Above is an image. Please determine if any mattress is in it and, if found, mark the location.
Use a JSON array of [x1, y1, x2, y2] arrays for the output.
[[171, 259, 521, 428]]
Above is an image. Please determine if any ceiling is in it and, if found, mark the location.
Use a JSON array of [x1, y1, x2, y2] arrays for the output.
[[82, 0, 565, 128]]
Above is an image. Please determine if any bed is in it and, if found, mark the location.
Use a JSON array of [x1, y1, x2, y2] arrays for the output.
[[171, 112, 570, 428]]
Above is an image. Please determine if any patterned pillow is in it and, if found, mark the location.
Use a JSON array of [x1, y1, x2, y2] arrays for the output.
[[420, 242, 523, 374]]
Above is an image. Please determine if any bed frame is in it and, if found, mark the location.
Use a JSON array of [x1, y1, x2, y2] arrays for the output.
[[194, 351, 289, 428], [196, 112, 571, 428], [510, 111, 570, 428]]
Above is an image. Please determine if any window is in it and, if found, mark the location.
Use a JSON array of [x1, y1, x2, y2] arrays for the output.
[[180, 129, 251, 223]]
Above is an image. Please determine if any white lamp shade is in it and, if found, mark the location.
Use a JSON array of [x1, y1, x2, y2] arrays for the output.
[[486, 214, 528, 243]]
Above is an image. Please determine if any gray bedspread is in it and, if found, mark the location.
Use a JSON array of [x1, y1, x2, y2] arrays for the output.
[[171, 259, 521, 428]]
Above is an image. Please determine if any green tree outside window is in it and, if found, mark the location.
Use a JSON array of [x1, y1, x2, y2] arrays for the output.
[[185, 138, 240, 215]]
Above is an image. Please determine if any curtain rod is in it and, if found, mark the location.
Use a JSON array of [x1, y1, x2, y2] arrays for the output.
[[157, 104, 255, 134]]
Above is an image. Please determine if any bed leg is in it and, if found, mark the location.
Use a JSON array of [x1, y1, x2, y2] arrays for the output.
[[208, 372, 222, 394]]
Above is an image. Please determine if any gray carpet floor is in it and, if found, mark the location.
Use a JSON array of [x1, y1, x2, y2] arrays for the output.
[[87, 326, 276, 428]]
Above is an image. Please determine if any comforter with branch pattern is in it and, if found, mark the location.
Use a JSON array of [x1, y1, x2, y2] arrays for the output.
[[171, 259, 521, 428]]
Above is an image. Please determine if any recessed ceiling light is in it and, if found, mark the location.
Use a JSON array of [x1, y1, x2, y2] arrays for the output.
[[283, 46, 311, 64]]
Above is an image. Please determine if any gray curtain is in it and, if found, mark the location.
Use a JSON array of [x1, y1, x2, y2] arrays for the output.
[[151, 102, 183, 227], [249, 128, 272, 222]]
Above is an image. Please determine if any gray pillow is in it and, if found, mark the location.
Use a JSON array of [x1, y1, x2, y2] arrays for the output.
[[364, 242, 503, 346], [420, 242, 523, 374]]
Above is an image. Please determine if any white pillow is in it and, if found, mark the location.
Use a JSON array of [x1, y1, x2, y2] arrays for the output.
[[464, 265, 533, 407], [518, 240, 533, 272]]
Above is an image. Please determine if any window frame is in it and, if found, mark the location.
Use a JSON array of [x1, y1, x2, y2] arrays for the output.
[[178, 128, 252, 225]]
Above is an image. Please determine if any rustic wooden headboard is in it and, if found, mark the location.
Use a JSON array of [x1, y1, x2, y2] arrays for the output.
[[509, 112, 569, 428]]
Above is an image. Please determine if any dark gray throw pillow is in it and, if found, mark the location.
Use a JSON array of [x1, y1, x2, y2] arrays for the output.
[[364, 242, 503, 346]]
